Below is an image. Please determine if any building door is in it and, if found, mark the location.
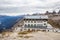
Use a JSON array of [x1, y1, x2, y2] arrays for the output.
[[28, 29, 30, 31]]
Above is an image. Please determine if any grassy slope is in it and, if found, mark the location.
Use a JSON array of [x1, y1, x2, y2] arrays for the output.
[[48, 19, 60, 29]]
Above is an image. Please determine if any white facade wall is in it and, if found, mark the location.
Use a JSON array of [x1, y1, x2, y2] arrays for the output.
[[14, 15, 48, 32], [24, 20, 47, 27]]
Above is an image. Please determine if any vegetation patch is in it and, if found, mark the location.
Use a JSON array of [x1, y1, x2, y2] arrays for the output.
[[48, 19, 60, 29], [18, 30, 34, 35], [18, 35, 33, 38], [24, 36, 33, 38], [18, 35, 23, 38]]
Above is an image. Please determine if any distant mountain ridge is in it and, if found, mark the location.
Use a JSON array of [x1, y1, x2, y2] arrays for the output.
[[0, 15, 24, 32]]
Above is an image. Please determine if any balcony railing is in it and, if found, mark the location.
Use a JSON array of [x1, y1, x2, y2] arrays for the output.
[[24, 25, 47, 29]]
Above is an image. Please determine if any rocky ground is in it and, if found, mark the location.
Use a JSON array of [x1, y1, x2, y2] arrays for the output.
[[0, 31, 60, 40]]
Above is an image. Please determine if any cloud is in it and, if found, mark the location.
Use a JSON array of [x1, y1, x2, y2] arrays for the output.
[[0, 0, 60, 15], [0, 0, 60, 7]]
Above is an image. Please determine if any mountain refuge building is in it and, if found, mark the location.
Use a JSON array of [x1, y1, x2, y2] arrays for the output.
[[12, 14, 49, 32]]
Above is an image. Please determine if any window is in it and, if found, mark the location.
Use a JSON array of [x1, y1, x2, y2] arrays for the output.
[[31, 21, 33, 23], [34, 24, 36, 28], [31, 24, 33, 27], [25, 24, 27, 26], [44, 23, 46, 25], [31, 24, 34, 28], [25, 21, 27, 22], [34, 24, 36, 26], [28, 24, 30, 27], [20, 29, 22, 31], [34, 21, 36, 23], [28, 21, 30, 23], [44, 20, 46, 22], [37, 21, 40, 23], [18, 25, 20, 27], [37, 24, 42, 26], [40, 21, 43, 23]]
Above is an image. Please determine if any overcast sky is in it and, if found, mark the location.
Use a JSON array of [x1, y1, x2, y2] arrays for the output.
[[0, 0, 60, 16]]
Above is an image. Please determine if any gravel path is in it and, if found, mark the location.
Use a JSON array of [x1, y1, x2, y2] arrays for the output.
[[0, 31, 60, 40]]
